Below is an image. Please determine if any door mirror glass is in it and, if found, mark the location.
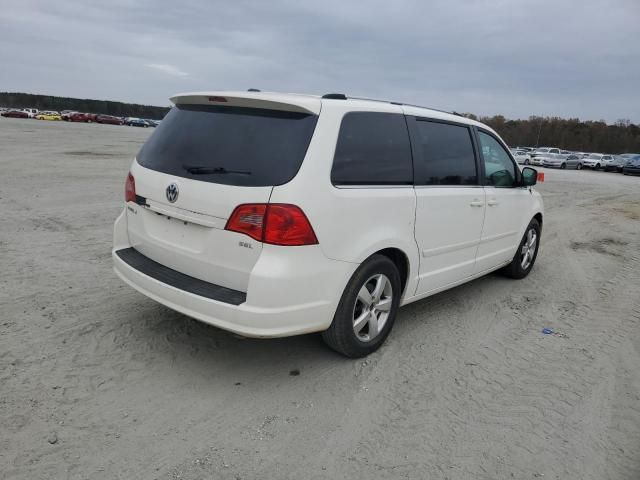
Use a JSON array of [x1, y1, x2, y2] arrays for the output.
[[522, 167, 537, 186]]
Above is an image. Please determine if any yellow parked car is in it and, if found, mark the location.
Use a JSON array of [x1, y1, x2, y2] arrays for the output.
[[35, 111, 62, 121]]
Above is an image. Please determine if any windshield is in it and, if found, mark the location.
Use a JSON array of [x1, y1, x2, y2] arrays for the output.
[[535, 148, 550, 153], [586, 154, 602, 159], [137, 104, 318, 187]]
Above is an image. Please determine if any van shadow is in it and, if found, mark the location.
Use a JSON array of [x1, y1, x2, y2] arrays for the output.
[[127, 300, 348, 386]]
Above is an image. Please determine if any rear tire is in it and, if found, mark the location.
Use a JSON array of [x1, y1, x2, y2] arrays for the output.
[[322, 255, 401, 358], [501, 218, 541, 279]]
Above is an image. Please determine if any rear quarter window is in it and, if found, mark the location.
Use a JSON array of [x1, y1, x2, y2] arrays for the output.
[[136, 104, 318, 187], [331, 112, 413, 185]]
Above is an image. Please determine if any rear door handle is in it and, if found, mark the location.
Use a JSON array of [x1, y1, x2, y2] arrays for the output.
[[470, 200, 484, 207], [487, 199, 499, 206]]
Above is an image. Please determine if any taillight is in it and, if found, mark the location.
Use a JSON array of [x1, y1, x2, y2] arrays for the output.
[[263, 204, 318, 246], [125, 172, 136, 203], [225, 204, 318, 246]]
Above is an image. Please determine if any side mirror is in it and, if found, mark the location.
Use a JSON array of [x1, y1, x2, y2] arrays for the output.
[[522, 167, 537, 186]]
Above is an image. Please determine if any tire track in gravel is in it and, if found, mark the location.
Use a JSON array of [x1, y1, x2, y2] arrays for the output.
[[290, 212, 640, 479]]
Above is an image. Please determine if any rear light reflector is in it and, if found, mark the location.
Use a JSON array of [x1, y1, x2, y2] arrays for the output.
[[208, 96, 227, 102], [125, 172, 136, 203], [225, 204, 318, 246], [225, 204, 267, 241]]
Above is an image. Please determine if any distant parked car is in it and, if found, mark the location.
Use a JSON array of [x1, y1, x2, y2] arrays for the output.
[[35, 111, 62, 121], [582, 153, 606, 169], [2, 109, 30, 118], [542, 153, 583, 169], [61, 110, 77, 121], [21, 108, 39, 118], [125, 117, 149, 127], [602, 155, 627, 172], [96, 114, 124, 125], [68, 112, 95, 122], [530, 147, 560, 165], [619, 153, 640, 168], [512, 150, 531, 165], [622, 155, 640, 175]]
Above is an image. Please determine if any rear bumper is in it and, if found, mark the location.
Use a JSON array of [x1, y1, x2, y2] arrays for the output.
[[112, 211, 355, 338], [623, 166, 640, 175]]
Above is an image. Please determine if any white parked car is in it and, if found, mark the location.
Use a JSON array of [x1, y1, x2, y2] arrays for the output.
[[582, 153, 611, 170], [511, 150, 531, 165], [113, 91, 544, 357], [21, 108, 39, 118]]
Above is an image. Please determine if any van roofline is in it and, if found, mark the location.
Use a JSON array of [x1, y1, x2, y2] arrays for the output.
[[169, 90, 488, 130]]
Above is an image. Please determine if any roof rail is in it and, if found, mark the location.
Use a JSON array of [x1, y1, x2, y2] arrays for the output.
[[348, 95, 456, 116], [321, 93, 347, 100]]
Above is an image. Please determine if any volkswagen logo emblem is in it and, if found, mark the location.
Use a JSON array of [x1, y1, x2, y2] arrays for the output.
[[166, 183, 179, 203]]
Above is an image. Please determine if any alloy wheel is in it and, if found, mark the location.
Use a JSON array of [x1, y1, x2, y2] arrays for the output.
[[520, 228, 537, 270], [352, 274, 393, 342]]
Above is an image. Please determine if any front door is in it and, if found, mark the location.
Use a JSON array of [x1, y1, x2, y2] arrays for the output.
[[474, 129, 531, 273]]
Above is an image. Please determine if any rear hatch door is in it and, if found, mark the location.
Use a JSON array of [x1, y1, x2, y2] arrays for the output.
[[126, 93, 320, 293]]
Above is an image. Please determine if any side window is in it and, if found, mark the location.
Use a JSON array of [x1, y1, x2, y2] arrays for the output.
[[414, 120, 477, 186], [478, 131, 518, 187], [331, 112, 413, 185]]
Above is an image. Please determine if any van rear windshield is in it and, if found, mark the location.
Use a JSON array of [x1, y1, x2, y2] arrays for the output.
[[136, 104, 318, 186]]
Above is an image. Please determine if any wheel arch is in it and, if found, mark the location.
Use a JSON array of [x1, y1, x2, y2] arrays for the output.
[[361, 246, 415, 299], [533, 212, 543, 230]]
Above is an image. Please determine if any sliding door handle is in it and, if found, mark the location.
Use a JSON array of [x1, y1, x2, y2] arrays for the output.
[[487, 199, 499, 206], [469, 200, 484, 207]]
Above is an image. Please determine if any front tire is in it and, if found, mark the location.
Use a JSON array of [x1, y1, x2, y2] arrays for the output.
[[501, 218, 541, 279], [322, 255, 401, 358], [560, 163, 566, 169], [595, 163, 601, 170], [576, 163, 582, 170]]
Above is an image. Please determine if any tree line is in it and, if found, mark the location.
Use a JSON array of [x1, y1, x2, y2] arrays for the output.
[[457, 113, 640, 154], [0, 92, 170, 120], [2, 92, 638, 153]]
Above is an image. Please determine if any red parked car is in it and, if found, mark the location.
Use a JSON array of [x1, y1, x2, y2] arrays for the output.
[[1, 110, 30, 119], [96, 115, 124, 125], [69, 112, 97, 123]]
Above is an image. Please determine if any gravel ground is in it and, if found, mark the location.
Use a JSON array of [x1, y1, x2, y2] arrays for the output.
[[2, 118, 640, 480]]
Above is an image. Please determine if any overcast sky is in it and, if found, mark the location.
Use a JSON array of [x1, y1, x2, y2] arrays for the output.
[[1, 0, 638, 122]]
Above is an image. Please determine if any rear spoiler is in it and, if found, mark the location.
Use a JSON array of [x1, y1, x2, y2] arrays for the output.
[[170, 91, 321, 115]]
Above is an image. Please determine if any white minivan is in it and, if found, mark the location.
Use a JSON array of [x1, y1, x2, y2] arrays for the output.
[[113, 91, 543, 357]]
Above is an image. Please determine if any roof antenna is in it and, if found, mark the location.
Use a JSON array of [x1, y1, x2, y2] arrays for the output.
[[247, 88, 261, 92]]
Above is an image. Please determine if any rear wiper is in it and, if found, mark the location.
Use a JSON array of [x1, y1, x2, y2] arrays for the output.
[[185, 166, 251, 175]]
